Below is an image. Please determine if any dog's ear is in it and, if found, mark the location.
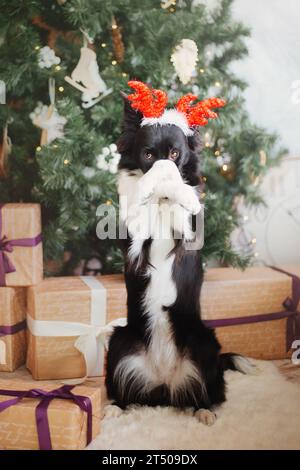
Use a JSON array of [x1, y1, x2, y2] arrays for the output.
[[187, 129, 202, 154], [120, 91, 142, 133], [117, 92, 142, 157], [183, 129, 202, 185]]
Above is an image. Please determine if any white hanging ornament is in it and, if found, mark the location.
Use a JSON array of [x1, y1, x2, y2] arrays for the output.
[[30, 78, 66, 145], [96, 144, 120, 174], [38, 46, 61, 69], [65, 32, 112, 108], [171, 39, 198, 85]]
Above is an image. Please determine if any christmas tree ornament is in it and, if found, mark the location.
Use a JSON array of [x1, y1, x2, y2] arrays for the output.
[[83, 257, 102, 276], [111, 16, 125, 64], [82, 167, 96, 179], [65, 32, 112, 109], [171, 39, 198, 85], [127, 80, 225, 136], [216, 152, 231, 167], [30, 78, 67, 146], [0, 124, 12, 178], [96, 144, 120, 174], [37, 46, 61, 69], [161, 0, 176, 9]]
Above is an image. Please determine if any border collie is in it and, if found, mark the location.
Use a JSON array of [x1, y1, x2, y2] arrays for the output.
[[105, 81, 253, 425]]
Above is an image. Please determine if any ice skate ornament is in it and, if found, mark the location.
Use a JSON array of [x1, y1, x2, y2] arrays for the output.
[[30, 78, 66, 146], [171, 39, 198, 85], [65, 46, 112, 108], [127, 80, 225, 136]]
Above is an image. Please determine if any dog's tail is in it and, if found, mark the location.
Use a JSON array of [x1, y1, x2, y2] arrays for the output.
[[220, 353, 258, 375]]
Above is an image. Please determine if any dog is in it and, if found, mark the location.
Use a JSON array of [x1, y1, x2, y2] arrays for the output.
[[105, 81, 254, 425]]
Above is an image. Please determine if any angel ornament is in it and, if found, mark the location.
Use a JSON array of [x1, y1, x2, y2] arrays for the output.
[[65, 46, 112, 108], [171, 39, 198, 85]]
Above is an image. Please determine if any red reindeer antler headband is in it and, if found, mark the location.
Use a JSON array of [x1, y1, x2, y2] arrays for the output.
[[127, 80, 225, 136]]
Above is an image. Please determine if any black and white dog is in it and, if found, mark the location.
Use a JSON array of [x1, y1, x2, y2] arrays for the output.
[[105, 82, 253, 425]]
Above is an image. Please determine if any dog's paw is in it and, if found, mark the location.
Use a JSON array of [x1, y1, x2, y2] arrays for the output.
[[178, 185, 201, 215], [195, 409, 216, 426], [138, 177, 156, 204], [103, 404, 123, 419], [153, 160, 182, 183]]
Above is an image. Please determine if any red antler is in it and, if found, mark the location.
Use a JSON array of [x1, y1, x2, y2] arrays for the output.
[[127, 80, 168, 118], [176, 94, 225, 126]]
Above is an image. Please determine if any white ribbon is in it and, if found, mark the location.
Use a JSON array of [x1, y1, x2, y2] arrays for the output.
[[27, 314, 127, 379], [0, 339, 6, 365], [27, 276, 127, 380]]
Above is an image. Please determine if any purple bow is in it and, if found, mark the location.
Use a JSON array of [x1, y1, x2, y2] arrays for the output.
[[203, 266, 300, 352], [0, 385, 93, 450], [0, 204, 42, 286], [269, 266, 300, 351]]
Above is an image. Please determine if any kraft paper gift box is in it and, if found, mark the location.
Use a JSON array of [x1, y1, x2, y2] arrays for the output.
[[0, 286, 27, 372], [26, 275, 127, 380], [0, 203, 43, 286], [201, 265, 300, 360], [0, 378, 101, 450]]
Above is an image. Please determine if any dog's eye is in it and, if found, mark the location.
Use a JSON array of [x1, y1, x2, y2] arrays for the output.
[[145, 152, 154, 160], [169, 149, 179, 161]]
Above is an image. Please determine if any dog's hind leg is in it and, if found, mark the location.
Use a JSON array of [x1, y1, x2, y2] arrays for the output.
[[194, 408, 217, 426], [103, 403, 124, 419]]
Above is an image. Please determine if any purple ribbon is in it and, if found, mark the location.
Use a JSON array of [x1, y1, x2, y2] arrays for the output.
[[0, 319, 27, 336], [0, 384, 93, 450], [0, 203, 42, 286], [203, 266, 300, 352]]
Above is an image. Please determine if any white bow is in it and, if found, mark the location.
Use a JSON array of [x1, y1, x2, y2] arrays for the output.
[[27, 315, 127, 383]]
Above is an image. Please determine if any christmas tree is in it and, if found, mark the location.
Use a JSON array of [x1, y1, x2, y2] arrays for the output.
[[0, 0, 286, 275]]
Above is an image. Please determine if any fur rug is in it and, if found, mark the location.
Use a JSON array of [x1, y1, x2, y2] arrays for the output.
[[87, 360, 300, 450]]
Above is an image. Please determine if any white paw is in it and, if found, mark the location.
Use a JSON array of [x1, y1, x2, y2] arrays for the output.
[[153, 160, 182, 183], [195, 409, 216, 426], [103, 404, 123, 419], [138, 177, 156, 203], [178, 185, 201, 215]]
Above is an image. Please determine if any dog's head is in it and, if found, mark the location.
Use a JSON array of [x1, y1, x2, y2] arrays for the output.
[[117, 93, 202, 185]]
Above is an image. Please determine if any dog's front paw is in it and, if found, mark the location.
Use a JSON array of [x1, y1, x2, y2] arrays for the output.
[[195, 409, 216, 426], [138, 176, 156, 204], [178, 185, 201, 215], [153, 160, 182, 183]]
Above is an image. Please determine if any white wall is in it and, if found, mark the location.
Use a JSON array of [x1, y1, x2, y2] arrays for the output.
[[231, 0, 300, 156]]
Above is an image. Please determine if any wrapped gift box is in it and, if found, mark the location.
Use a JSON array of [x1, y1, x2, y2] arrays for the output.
[[0, 203, 43, 286], [0, 377, 101, 450], [201, 265, 300, 360], [26, 275, 127, 380], [0, 286, 27, 371]]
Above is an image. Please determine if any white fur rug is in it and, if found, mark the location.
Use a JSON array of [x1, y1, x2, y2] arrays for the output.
[[87, 361, 300, 450]]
